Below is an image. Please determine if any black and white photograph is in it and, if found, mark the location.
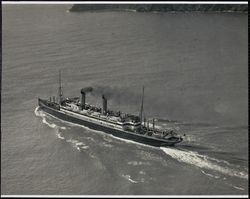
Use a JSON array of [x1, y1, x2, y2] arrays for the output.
[[1, 1, 248, 197]]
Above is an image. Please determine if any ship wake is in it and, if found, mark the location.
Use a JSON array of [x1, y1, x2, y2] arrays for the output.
[[35, 107, 65, 138], [35, 107, 91, 151], [121, 174, 139, 184], [160, 147, 248, 180]]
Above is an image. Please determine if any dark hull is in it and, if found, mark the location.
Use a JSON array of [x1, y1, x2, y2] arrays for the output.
[[38, 99, 182, 147]]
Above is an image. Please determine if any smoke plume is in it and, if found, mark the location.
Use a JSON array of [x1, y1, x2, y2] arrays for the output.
[[81, 87, 93, 93], [90, 85, 140, 105]]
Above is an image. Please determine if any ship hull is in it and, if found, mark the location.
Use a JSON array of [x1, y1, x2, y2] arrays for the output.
[[38, 99, 182, 147]]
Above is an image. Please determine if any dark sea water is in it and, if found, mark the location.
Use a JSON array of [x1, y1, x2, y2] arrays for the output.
[[1, 5, 248, 195]]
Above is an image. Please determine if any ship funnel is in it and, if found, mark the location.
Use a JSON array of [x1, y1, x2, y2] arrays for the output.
[[153, 118, 155, 130], [102, 94, 107, 115], [80, 87, 93, 110], [80, 89, 86, 110]]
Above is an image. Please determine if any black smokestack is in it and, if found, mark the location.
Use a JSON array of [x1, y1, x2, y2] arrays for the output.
[[80, 91, 86, 110], [102, 94, 107, 115], [80, 87, 93, 110]]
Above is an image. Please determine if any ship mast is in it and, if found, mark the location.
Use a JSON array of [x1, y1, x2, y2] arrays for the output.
[[58, 70, 63, 105], [139, 86, 144, 124]]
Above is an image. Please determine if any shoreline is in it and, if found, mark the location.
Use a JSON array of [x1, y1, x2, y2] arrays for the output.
[[68, 9, 248, 14], [68, 4, 248, 14]]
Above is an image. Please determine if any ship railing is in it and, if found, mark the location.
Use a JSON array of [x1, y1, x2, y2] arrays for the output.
[[141, 125, 177, 138]]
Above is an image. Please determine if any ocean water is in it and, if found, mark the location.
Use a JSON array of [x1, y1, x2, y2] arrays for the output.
[[1, 5, 248, 195]]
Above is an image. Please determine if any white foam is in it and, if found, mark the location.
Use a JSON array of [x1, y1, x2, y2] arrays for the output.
[[102, 142, 113, 148], [121, 174, 139, 184], [75, 142, 85, 146], [127, 161, 151, 166], [86, 137, 95, 142], [75, 146, 81, 151], [34, 107, 45, 117], [66, 138, 76, 143], [35, 107, 57, 129], [66, 139, 89, 151], [233, 186, 244, 191], [161, 147, 248, 180], [35, 107, 68, 141], [225, 181, 245, 191], [67, 139, 82, 145], [137, 150, 166, 164], [56, 131, 65, 140], [42, 118, 57, 128], [207, 156, 231, 166], [201, 170, 220, 179], [35, 107, 92, 151]]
